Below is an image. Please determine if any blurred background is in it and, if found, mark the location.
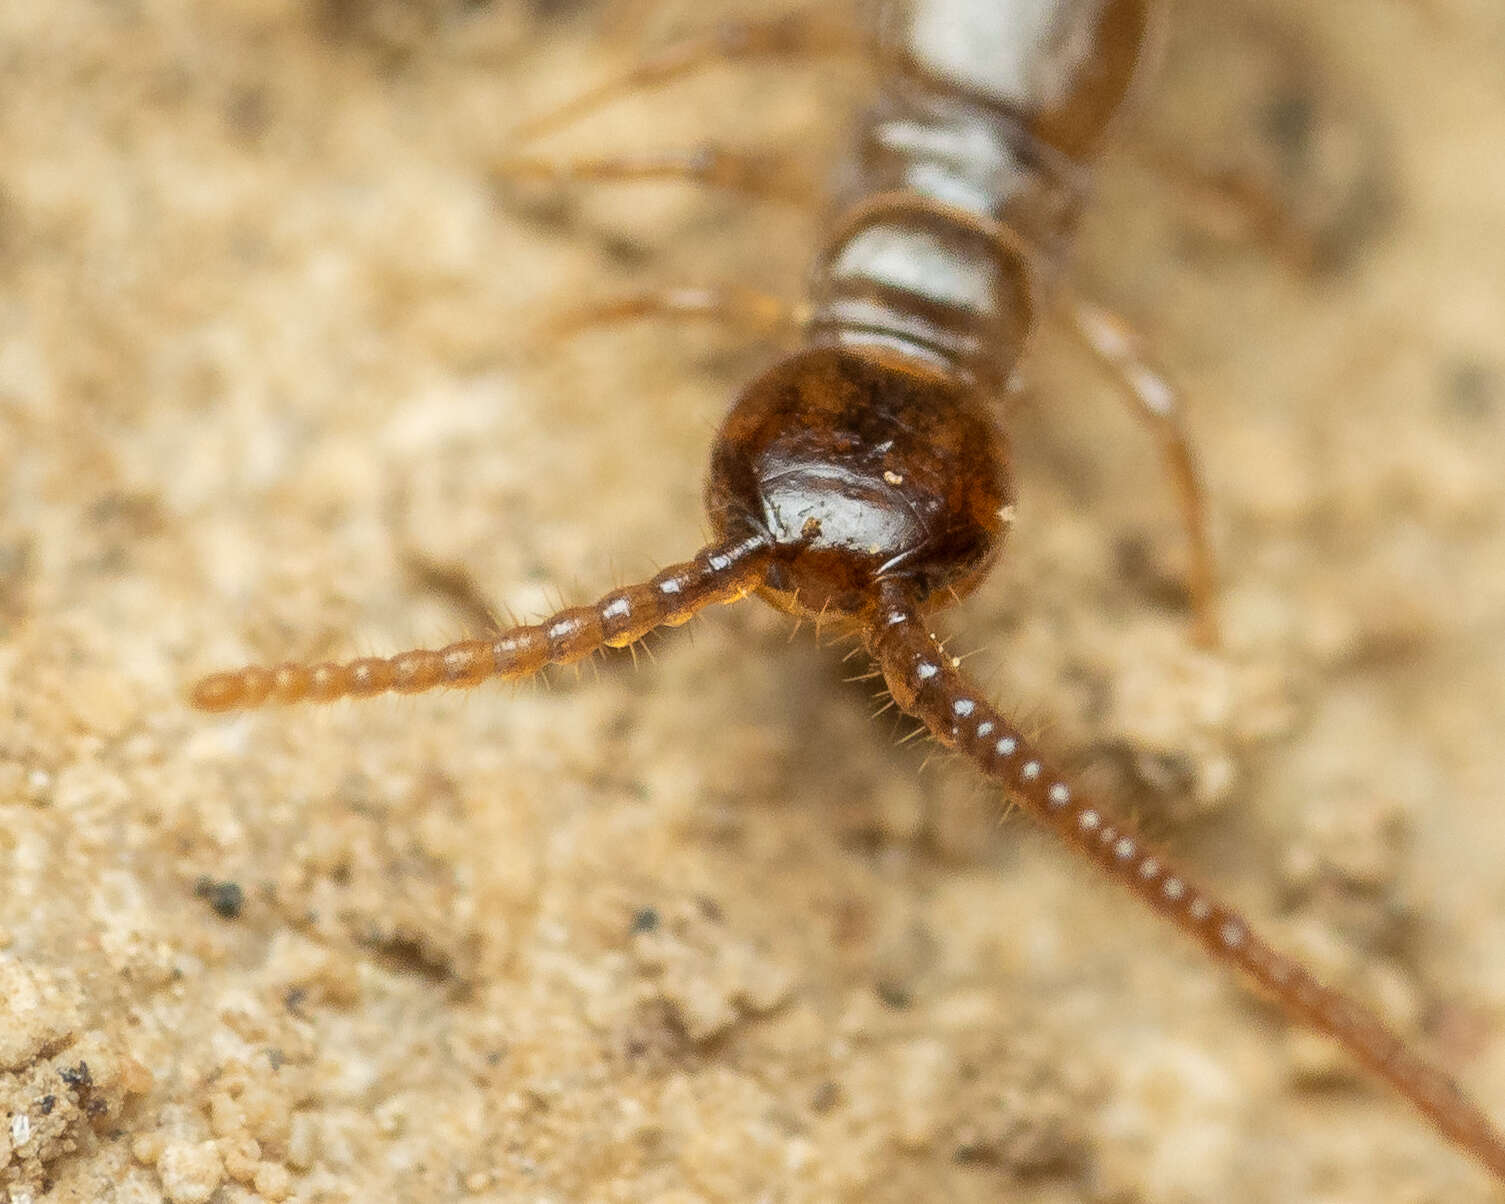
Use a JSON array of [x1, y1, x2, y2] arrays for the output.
[[1, 1, 1503, 1199]]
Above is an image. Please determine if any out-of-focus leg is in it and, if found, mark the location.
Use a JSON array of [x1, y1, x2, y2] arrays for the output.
[[1057, 292, 1221, 648]]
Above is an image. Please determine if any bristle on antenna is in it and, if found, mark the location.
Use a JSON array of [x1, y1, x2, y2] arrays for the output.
[[190, 537, 770, 712]]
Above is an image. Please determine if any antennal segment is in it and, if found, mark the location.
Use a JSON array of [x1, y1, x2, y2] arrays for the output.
[[865, 580, 1505, 1181], [189, 535, 771, 712]]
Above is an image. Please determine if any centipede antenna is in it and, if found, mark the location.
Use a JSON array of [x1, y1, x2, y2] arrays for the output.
[[190, 537, 770, 712], [866, 581, 1505, 1182]]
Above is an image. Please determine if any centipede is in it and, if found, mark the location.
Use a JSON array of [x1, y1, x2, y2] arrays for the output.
[[189, 0, 1505, 1194]]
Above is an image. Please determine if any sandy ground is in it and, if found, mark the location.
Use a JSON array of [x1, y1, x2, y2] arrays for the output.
[[3, 0, 1505, 1201]]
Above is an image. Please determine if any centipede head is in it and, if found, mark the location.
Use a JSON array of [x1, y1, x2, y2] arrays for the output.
[[705, 345, 1012, 624]]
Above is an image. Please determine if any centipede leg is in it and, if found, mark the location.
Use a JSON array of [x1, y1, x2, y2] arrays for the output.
[[509, 13, 874, 143], [1131, 140, 1331, 274], [536, 285, 803, 345], [495, 144, 819, 208], [1057, 292, 1221, 648]]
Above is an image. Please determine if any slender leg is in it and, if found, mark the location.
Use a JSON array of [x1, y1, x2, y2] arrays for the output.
[[510, 12, 873, 143], [1131, 141, 1330, 274], [1056, 292, 1221, 649], [495, 144, 819, 208], [537, 285, 804, 345], [867, 582, 1505, 1182]]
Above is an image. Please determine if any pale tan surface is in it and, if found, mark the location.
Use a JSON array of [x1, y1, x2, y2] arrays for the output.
[[2, 1, 1505, 1201]]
